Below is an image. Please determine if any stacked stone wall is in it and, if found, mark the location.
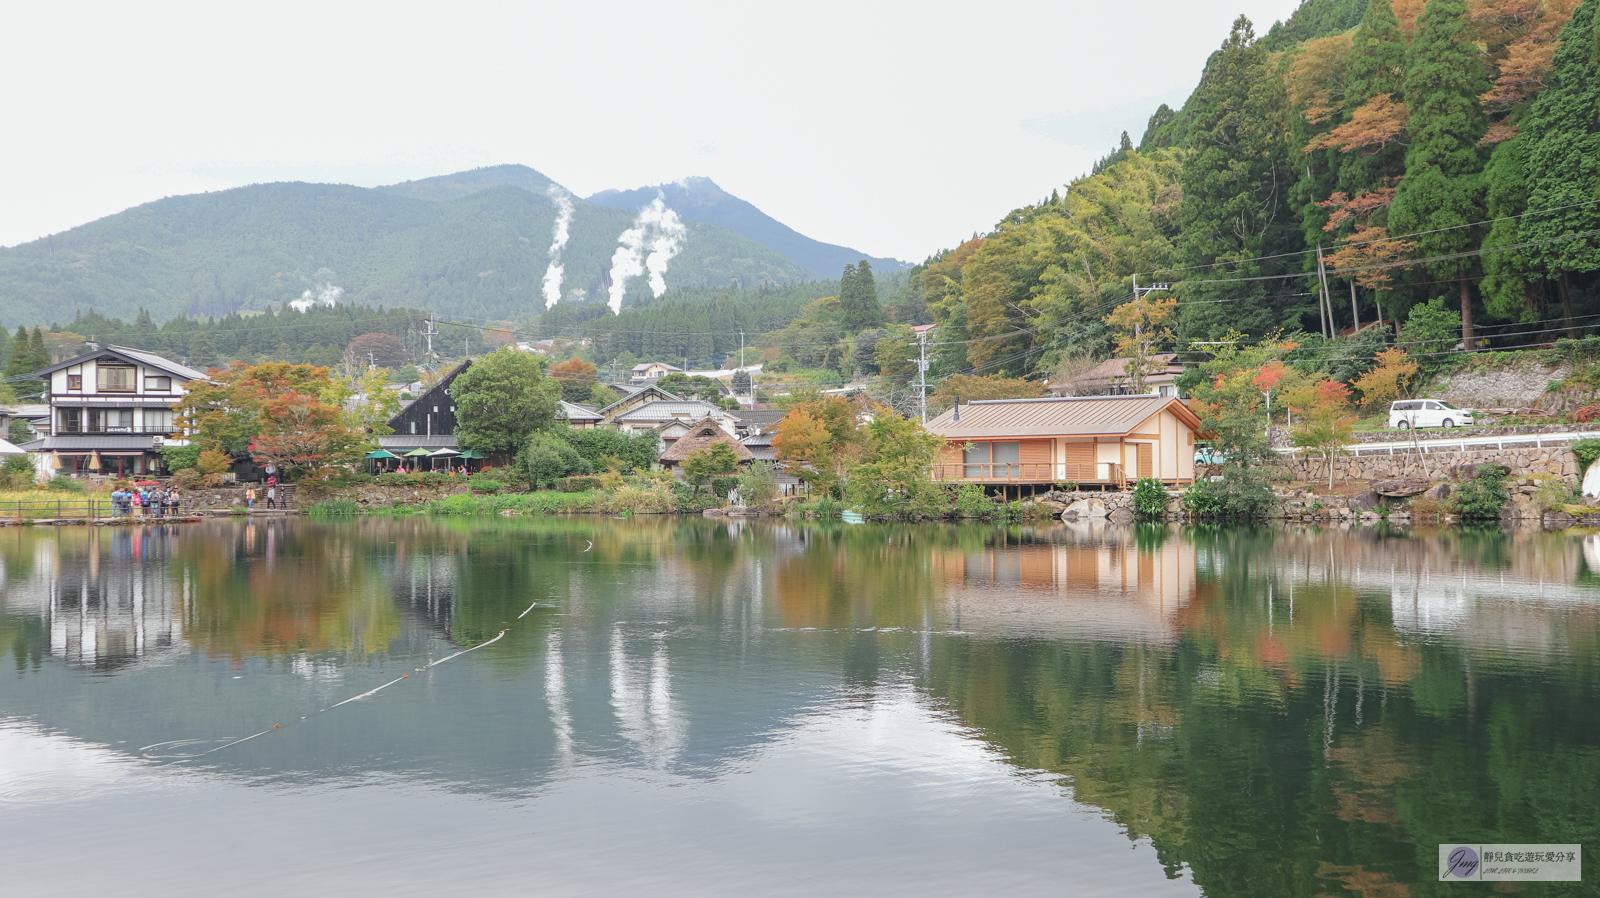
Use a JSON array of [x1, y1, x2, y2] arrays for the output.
[[1283, 445, 1578, 485]]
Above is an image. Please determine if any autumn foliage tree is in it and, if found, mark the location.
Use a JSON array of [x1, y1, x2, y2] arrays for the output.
[[772, 394, 860, 494], [1352, 347, 1419, 410], [1104, 293, 1177, 394], [345, 333, 410, 369], [549, 357, 600, 404], [175, 362, 347, 454]]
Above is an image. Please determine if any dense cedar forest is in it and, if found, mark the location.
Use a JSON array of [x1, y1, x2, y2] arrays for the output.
[[908, 0, 1600, 380]]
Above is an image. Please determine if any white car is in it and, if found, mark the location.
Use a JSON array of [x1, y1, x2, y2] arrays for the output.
[[1389, 399, 1473, 429]]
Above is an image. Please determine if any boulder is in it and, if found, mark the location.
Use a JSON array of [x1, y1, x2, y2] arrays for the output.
[[1445, 463, 1479, 480], [1423, 483, 1451, 502], [1348, 490, 1382, 511], [1062, 498, 1108, 520], [1108, 507, 1134, 524], [1370, 478, 1431, 498]]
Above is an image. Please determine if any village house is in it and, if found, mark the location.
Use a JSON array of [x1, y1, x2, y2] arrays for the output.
[[924, 394, 1201, 494], [376, 361, 479, 468], [629, 361, 683, 385], [658, 417, 753, 480], [558, 401, 602, 429], [19, 344, 204, 479], [1049, 354, 1185, 399]]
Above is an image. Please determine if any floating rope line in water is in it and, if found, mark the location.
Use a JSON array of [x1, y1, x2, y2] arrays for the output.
[[153, 590, 563, 765]]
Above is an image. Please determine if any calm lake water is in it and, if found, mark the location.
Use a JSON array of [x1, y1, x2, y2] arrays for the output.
[[1, 517, 1596, 896]]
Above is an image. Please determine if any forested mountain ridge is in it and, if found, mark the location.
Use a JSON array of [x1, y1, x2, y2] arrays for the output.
[[906, 0, 1600, 383], [588, 177, 907, 279], [0, 167, 823, 327]]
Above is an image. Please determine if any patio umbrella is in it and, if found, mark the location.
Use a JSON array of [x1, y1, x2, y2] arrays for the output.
[[403, 448, 433, 457], [88, 451, 102, 472], [430, 448, 460, 457], [457, 449, 485, 460], [365, 449, 400, 459]]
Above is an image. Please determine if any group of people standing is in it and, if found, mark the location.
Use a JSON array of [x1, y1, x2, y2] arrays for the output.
[[110, 486, 181, 518]]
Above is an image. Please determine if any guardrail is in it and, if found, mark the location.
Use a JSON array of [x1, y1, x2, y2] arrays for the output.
[[1278, 431, 1600, 457]]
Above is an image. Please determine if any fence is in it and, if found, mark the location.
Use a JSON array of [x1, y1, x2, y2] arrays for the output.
[[930, 463, 1125, 484], [0, 498, 113, 521]]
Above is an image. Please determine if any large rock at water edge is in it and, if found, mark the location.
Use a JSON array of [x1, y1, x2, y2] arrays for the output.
[[1423, 483, 1451, 502], [1348, 490, 1382, 511], [1371, 478, 1430, 498], [1062, 498, 1108, 520]]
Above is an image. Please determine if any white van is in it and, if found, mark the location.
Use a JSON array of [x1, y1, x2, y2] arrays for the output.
[[1389, 399, 1473, 429]]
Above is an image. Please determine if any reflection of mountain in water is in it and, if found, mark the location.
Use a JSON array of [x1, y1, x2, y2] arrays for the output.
[[2, 519, 1598, 897]]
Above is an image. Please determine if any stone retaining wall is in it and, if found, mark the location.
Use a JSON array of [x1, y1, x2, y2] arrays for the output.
[[1283, 444, 1579, 485]]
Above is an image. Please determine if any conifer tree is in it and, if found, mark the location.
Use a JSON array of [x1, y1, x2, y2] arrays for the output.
[[27, 328, 48, 369], [1386, 0, 1489, 345], [2, 326, 29, 377], [1338, 0, 1409, 194], [1478, 137, 1548, 325], [838, 260, 883, 333], [1519, 0, 1600, 333], [1173, 16, 1300, 340]]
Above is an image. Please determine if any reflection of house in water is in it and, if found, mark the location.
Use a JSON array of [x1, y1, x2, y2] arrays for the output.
[[6, 529, 189, 669], [934, 525, 1198, 643]]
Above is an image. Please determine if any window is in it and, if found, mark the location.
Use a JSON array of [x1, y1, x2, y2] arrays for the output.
[[90, 409, 134, 432], [144, 409, 173, 432], [97, 366, 135, 392], [59, 408, 82, 433], [145, 376, 172, 391], [963, 442, 1019, 478], [67, 374, 83, 390]]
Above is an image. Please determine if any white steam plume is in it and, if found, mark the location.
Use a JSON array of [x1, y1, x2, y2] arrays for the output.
[[542, 187, 575, 309], [290, 282, 343, 313], [606, 192, 686, 314]]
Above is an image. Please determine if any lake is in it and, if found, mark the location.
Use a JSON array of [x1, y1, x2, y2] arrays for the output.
[[1, 517, 1596, 896]]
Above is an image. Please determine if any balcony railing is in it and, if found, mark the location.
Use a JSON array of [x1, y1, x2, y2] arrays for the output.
[[52, 425, 174, 436], [931, 463, 1125, 484]]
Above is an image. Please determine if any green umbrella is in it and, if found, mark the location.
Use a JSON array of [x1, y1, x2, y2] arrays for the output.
[[365, 449, 400, 459], [403, 448, 433, 457], [457, 449, 485, 460]]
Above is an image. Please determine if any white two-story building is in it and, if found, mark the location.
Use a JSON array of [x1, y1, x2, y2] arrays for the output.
[[20, 345, 204, 479]]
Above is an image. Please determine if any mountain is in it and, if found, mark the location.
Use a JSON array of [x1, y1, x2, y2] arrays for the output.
[[587, 177, 907, 280], [0, 167, 808, 327]]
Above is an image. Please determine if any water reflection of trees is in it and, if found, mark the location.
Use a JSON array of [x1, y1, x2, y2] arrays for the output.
[[3, 518, 1598, 896]]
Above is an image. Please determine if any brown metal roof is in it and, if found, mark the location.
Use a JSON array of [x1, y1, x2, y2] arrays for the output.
[[925, 395, 1200, 439]]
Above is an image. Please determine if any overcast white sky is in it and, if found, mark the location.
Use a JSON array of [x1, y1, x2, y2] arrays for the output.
[[0, 0, 1303, 263]]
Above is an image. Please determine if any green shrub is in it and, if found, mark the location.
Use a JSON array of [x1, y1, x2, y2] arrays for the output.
[[160, 444, 202, 471], [467, 473, 503, 494], [1131, 477, 1170, 520], [603, 483, 676, 515], [558, 475, 601, 493], [812, 495, 843, 518], [737, 461, 779, 506], [710, 476, 740, 498], [46, 475, 85, 493], [1532, 478, 1573, 513], [170, 468, 205, 490], [1181, 467, 1276, 519], [1571, 438, 1600, 474], [1450, 464, 1509, 521], [954, 483, 993, 518]]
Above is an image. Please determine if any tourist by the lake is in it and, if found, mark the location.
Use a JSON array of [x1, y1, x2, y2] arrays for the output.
[[246, 487, 256, 511], [130, 489, 143, 518], [110, 488, 127, 516], [266, 485, 277, 509], [150, 489, 163, 518], [168, 489, 181, 516]]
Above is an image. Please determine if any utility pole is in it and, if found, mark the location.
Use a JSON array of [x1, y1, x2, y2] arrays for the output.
[[367, 351, 377, 370], [1349, 281, 1360, 333], [423, 319, 436, 358], [1316, 245, 1333, 339], [916, 328, 930, 424]]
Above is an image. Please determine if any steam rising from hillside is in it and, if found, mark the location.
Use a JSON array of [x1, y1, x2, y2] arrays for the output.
[[290, 282, 343, 313], [542, 187, 575, 309], [607, 193, 686, 313]]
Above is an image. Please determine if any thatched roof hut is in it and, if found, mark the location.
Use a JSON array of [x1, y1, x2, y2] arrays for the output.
[[658, 417, 754, 469]]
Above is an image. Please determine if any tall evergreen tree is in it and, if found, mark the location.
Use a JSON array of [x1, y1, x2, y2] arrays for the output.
[[1519, 0, 1600, 334], [839, 260, 883, 333], [1338, 0, 1409, 194], [27, 328, 48, 369], [1386, 0, 1489, 345], [1479, 137, 1548, 325], [2, 326, 29, 377], [1172, 16, 1302, 341]]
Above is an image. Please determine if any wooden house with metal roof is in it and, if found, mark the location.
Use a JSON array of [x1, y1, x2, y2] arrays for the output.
[[924, 394, 1201, 490]]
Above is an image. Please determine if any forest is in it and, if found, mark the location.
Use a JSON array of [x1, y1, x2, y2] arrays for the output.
[[906, 0, 1600, 383]]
